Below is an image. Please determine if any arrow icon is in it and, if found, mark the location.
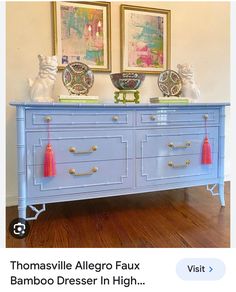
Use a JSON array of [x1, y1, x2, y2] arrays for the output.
[[209, 266, 213, 272]]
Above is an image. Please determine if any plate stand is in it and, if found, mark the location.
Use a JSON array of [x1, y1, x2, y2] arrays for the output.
[[114, 90, 140, 104]]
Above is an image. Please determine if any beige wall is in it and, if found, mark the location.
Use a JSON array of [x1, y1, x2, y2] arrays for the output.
[[6, 1, 230, 205]]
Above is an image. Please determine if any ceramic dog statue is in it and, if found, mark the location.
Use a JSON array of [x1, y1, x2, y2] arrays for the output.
[[29, 55, 58, 102], [177, 63, 200, 102]]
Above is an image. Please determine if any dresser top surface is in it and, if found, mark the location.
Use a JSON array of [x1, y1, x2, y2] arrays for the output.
[[10, 102, 230, 108]]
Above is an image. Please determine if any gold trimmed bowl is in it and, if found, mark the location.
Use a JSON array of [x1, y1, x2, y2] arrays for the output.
[[110, 73, 145, 90]]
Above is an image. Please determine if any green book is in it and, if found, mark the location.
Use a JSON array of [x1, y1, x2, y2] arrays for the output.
[[59, 99, 100, 104], [59, 95, 99, 100], [150, 97, 189, 104], [158, 99, 189, 104]]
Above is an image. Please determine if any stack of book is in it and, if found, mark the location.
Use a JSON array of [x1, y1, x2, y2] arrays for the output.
[[150, 97, 190, 104], [59, 95, 100, 104]]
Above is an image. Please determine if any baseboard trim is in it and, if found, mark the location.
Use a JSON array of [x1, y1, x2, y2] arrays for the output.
[[6, 194, 18, 207]]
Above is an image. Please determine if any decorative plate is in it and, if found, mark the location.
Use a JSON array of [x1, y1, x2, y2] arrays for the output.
[[62, 62, 94, 95], [158, 70, 182, 97]]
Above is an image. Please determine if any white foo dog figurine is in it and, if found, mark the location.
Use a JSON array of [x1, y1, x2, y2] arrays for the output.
[[29, 54, 58, 102], [177, 63, 200, 102]]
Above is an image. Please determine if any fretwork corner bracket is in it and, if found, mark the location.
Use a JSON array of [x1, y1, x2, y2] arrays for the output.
[[26, 204, 46, 221]]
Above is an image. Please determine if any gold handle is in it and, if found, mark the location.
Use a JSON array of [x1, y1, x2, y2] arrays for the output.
[[69, 167, 98, 176], [168, 160, 190, 168], [69, 145, 97, 154], [168, 142, 191, 149], [203, 114, 209, 120], [44, 116, 52, 122], [112, 115, 119, 121], [150, 115, 156, 121]]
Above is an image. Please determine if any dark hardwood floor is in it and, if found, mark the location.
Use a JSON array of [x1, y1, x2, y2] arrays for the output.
[[6, 182, 230, 248]]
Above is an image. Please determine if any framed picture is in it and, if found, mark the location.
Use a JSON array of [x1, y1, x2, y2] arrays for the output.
[[120, 5, 171, 74], [53, 1, 111, 72]]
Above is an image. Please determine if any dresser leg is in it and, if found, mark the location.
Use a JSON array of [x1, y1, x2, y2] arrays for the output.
[[18, 205, 26, 219], [218, 183, 225, 207], [16, 106, 27, 219], [206, 183, 225, 206]]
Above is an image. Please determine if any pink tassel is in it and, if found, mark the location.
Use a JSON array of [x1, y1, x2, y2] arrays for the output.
[[202, 137, 212, 164], [44, 143, 56, 177]]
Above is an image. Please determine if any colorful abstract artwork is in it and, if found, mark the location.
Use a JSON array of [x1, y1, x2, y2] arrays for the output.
[[121, 5, 171, 74], [54, 2, 111, 71]]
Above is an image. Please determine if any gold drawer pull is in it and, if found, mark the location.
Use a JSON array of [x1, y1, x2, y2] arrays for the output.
[[150, 115, 156, 121], [168, 160, 190, 168], [44, 116, 52, 122], [69, 167, 98, 176], [168, 142, 191, 149], [112, 115, 119, 121], [69, 145, 97, 154]]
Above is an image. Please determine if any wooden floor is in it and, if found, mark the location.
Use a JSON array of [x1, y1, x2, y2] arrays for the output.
[[6, 183, 230, 248]]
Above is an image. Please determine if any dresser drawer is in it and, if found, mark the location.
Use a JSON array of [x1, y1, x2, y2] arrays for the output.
[[136, 153, 218, 187], [26, 130, 133, 165], [136, 127, 218, 158], [27, 159, 133, 198], [136, 108, 219, 127], [26, 109, 134, 129]]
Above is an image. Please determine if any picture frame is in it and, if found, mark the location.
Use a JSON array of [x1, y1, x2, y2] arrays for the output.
[[53, 1, 111, 72], [120, 4, 171, 74]]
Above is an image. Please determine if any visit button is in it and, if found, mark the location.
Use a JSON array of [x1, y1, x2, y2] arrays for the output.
[[176, 258, 225, 281]]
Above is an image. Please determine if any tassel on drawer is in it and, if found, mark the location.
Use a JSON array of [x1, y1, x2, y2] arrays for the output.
[[44, 116, 56, 177], [44, 143, 56, 177], [202, 114, 212, 164]]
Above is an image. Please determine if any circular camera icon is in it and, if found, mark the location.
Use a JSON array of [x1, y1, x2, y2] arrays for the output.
[[9, 218, 30, 239]]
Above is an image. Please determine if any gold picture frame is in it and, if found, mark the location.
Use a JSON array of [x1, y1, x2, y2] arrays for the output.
[[53, 1, 111, 72], [120, 4, 171, 74]]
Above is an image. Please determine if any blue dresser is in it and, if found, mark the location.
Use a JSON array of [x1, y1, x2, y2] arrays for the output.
[[10, 102, 229, 220]]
